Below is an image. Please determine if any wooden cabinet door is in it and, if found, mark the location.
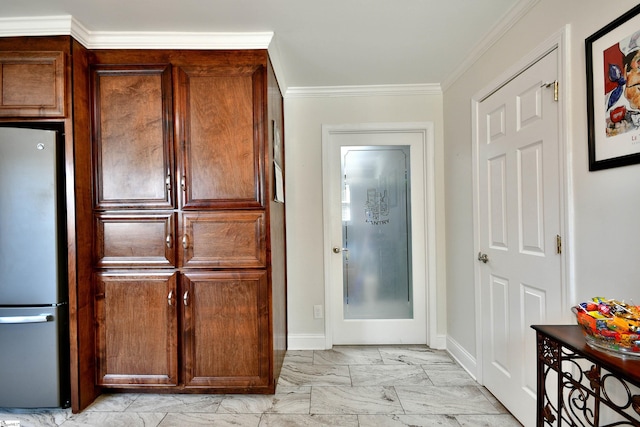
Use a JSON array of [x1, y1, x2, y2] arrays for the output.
[[0, 51, 65, 117], [179, 211, 266, 269], [95, 212, 176, 268], [95, 271, 178, 386], [181, 270, 270, 389], [175, 65, 265, 209], [91, 65, 174, 209]]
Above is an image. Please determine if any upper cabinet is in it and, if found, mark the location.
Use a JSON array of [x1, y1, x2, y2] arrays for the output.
[[175, 65, 264, 209], [91, 60, 265, 211], [91, 65, 174, 210], [0, 51, 66, 117]]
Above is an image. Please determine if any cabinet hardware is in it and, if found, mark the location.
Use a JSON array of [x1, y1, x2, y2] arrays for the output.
[[166, 168, 171, 192], [166, 233, 172, 248], [182, 234, 188, 250], [181, 176, 186, 192], [167, 290, 174, 306], [183, 290, 189, 306]]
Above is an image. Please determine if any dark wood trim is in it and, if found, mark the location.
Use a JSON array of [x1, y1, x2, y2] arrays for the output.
[[70, 38, 99, 413]]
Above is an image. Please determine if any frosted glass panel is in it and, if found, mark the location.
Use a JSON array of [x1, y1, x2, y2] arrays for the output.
[[341, 146, 412, 319]]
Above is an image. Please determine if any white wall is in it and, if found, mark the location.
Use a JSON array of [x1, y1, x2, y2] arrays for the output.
[[284, 93, 445, 349], [444, 0, 640, 375]]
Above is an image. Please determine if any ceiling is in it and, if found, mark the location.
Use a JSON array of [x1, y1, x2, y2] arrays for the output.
[[0, 0, 530, 91]]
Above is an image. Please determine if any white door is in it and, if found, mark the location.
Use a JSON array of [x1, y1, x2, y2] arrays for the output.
[[476, 48, 564, 426], [322, 123, 432, 346]]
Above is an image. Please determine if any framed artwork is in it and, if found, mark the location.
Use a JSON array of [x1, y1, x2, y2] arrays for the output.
[[586, 4, 640, 170]]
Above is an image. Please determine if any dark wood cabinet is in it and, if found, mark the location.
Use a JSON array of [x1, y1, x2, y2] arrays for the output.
[[91, 65, 174, 210], [95, 212, 176, 268], [182, 270, 269, 389], [89, 49, 286, 394], [0, 50, 66, 117], [180, 211, 266, 269], [175, 65, 263, 209], [95, 271, 178, 386]]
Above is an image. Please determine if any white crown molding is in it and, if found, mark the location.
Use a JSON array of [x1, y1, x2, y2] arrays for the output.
[[285, 83, 441, 98], [83, 31, 273, 50], [0, 15, 73, 36], [440, 0, 541, 91], [0, 15, 273, 50]]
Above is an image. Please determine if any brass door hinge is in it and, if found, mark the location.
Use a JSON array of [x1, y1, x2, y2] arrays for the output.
[[556, 234, 562, 254], [542, 80, 559, 101]]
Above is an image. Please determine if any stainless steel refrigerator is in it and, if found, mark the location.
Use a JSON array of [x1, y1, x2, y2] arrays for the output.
[[0, 126, 70, 408]]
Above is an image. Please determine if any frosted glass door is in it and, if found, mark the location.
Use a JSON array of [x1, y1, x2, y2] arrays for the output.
[[341, 146, 412, 319]]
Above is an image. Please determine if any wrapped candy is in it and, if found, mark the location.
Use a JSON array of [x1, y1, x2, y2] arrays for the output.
[[573, 297, 640, 355]]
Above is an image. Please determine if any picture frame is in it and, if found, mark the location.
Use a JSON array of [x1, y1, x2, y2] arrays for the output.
[[586, 4, 640, 171]]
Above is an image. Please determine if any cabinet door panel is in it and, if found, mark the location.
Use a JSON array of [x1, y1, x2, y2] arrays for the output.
[[180, 211, 266, 268], [95, 212, 176, 268], [176, 65, 264, 209], [182, 271, 270, 388], [0, 51, 65, 117], [95, 272, 178, 386], [92, 65, 174, 209]]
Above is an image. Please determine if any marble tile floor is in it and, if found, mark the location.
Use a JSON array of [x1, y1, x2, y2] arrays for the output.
[[0, 346, 522, 426]]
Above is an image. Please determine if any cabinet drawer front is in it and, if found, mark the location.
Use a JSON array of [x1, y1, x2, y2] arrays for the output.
[[96, 212, 176, 268], [0, 51, 65, 117], [95, 271, 178, 386], [176, 65, 265, 209], [91, 65, 174, 209], [180, 211, 266, 268], [181, 270, 270, 388]]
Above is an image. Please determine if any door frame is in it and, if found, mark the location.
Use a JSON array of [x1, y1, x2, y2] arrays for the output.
[[321, 122, 437, 349], [471, 26, 573, 384]]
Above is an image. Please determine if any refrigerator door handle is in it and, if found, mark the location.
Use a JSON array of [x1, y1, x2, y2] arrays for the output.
[[0, 314, 54, 324]]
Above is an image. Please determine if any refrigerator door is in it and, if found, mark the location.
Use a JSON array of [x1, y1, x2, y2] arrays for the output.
[[0, 127, 61, 305], [0, 306, 67, 408]]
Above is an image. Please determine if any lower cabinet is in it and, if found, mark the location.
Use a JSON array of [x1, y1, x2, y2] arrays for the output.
[[95, 271, 178, 387], [182, 270, 270, 389], [95, 269, 270, 391]]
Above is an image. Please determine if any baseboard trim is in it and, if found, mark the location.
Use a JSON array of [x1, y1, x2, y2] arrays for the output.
[[288, 332, 451, 351], [446, 335, 478, 381], [287, 334, 328, 350]]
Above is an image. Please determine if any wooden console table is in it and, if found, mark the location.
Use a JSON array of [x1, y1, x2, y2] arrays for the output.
[[532, 325, 640, 426]]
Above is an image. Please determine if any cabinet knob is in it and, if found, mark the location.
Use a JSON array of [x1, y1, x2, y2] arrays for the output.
[[182, 234, 188, 250], [166, 169, 171, 192], [166, 233, 173, 248], [167, 290, 174, 306]]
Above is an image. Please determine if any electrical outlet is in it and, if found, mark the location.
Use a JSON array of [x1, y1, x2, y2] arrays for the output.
[[313, 304, 323, 319]]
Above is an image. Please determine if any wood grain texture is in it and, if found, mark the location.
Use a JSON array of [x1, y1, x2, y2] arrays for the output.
[[95, 271, 178, 386], [180, 211, 266, 268], [95, 212, 176, 267], [0, 50, 65, 117], [181, 270, 269, 388], [176, 65, 264, 209], [91, 65, 174, 209], [267, 58, 288, 381], [70, 37, 99, 413], [87, 48, 283, 395]]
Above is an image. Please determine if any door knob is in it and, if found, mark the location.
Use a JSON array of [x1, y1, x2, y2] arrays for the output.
[[332, 247, 349, 254], [477, 252, 489, 263]]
